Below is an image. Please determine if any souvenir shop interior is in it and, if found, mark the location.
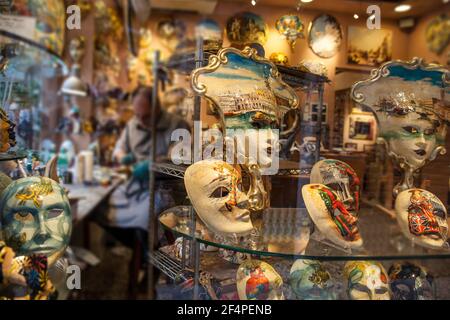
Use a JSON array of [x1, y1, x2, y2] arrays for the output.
[[0, 0, 449, 300]]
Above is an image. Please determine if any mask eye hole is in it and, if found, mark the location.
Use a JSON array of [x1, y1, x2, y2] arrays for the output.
[[47, 208, 64, 219], [433, 208, 446, 219], [210, 187, 230, 199], [424, 128, 436, 136], [14, 211, 34, 222], [403, 126, 419, 134], [375, 287, 389, 294]]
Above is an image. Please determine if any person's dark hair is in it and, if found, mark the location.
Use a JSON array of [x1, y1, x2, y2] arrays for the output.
[[131, 86, 161, 109]]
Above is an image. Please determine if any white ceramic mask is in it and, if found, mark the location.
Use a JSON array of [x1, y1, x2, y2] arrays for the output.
[[185, 160, 253, 237], [311, 159, 361, 215], [289, 259, 336, 300], [302, 184, 363, 250], [344, 261, 391, 300], [236, 259, 284, 300], [0, 177, 72, 267], [395, 188, 448, 249]]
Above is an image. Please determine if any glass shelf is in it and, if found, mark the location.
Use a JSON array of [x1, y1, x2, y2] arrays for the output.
[[159, 205, 450, 262], [152, 161, 312, 180]]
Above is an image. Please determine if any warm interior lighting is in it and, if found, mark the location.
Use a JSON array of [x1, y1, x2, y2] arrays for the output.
[[301, 0, 314, 3], [394, 4, 412, 12], [353, 14, 359, 19], [251, 0, 256, 5]]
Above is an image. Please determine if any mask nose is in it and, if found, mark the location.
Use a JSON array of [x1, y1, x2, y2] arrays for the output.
[[34, 218, 51, 245], [416, 133, 426, 146]]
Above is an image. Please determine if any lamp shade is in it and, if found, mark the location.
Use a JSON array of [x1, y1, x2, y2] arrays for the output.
[[60, 64, 88, 97]]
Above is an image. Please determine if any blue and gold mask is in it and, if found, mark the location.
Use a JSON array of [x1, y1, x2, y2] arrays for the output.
[[0, 177, 72, 267]]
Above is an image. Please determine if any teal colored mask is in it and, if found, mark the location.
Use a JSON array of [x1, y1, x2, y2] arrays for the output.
[[0, 177, 72, 267]]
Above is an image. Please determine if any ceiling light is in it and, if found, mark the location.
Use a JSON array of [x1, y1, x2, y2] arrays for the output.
[[369, 14, 376, 20], [353, 14, 359, 19], [301, 0, 313, 3], [394, 4, 412, 12], [251, 0, 256, 5]]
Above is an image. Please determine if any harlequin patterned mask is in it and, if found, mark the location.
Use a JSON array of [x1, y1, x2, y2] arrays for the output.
[[0, 177, 72, 267], [289, 259, 336, 300], [302, 184, 363, 250], [275, 15, 305, 51], [236, 259, 284, 300], [344, 261, 390, 300], [311, 159, 361, 216], [185, 160, 253, 237], [388, 262, 435, 300], [395, 188, 448, 249]]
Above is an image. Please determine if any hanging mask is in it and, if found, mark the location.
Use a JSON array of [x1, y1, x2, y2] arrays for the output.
[[395, 189, 448, 250], [344, 261, 390, 300], [0, 108, 16, 153], [40, 139, 57, 165], [185, 160, 254, 237], [302, 184, 363, 250], [58, 140, 76, 167], [236, 259, 284, 300], [311, 159, 361, 216], [0, 177, 72, 267], [289, 259, 336, 300], [389, 262, 435, 300]]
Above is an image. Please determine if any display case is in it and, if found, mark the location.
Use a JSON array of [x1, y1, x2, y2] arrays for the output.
[[147, 40, 450, 300]]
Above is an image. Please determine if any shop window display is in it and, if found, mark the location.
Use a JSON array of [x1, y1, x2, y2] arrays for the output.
[[0, 0, 448, 303]]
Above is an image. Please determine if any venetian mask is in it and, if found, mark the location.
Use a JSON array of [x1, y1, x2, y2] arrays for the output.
[[0, 177, 72, 267], [191, 47, 300, 175], [351, 59, 448, 196], [40, 139, 56, 164], [69, 37, 85, 63], [344, 261, 390, 300], [311, 159, 360, 216], [185, 160, 254, 237], [236, 259, 284, 300], [302, 184, 363, 250], [275, 14, 305, 51], [395, 189, 448, 249], [0, 109, 16, 153], [58, 140, 76, 167], [377, 95, 445, 171], [289, 259, 336, 300], [269, 52, 288, 66], [388, 263, 435, 300]]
